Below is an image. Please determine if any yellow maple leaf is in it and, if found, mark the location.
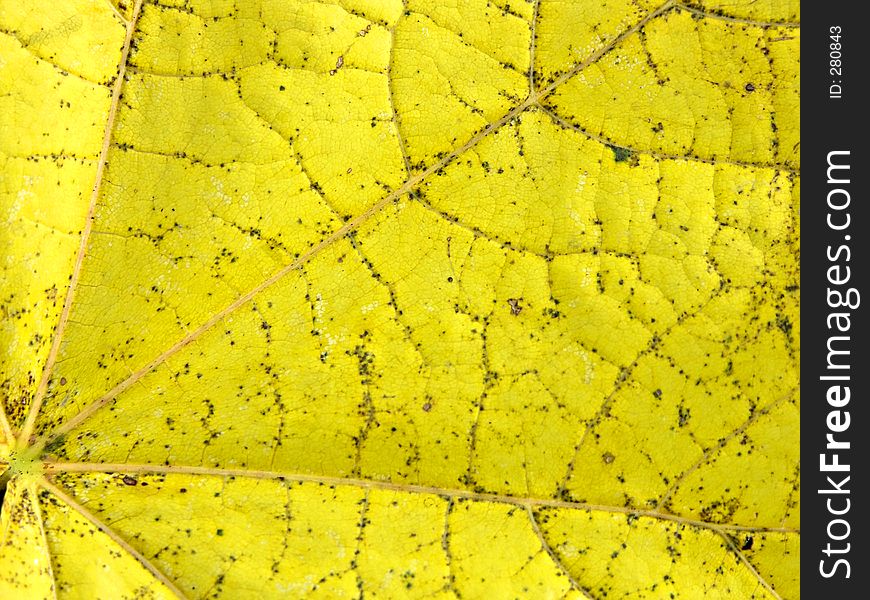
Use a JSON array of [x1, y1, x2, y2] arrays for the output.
[[1, 0, 799, 597]]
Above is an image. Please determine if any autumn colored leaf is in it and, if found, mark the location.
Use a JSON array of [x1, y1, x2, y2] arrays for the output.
[[1, 0, 799, 597]]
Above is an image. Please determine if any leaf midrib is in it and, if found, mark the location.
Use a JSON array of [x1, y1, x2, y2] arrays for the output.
[[42, 459, 798, 536], [29, 0, 682, 449], [17, 0, 145, 446], [37, 463, 793, 599]]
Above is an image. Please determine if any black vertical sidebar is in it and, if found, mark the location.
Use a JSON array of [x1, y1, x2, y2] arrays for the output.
[[802, 1, 867, 597]]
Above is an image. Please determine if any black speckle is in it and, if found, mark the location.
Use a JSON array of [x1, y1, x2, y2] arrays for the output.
[[608, 144, 633, 163]]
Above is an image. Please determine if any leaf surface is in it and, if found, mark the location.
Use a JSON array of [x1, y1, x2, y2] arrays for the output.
[[1, 0, 799, 597]]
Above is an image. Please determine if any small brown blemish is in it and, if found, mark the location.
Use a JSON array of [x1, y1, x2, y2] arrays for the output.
[[744, 82, 755, 92], [59, 377, 67, 386], [330, 55, 344, 76], [507, 298, 522, 315], [603, 452, 616, 464], [122, 475, 137, 486], [422, 402, 432, 412]]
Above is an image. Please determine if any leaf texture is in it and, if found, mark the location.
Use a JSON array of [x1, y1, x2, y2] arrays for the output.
[[1, 0, 799, 597]]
